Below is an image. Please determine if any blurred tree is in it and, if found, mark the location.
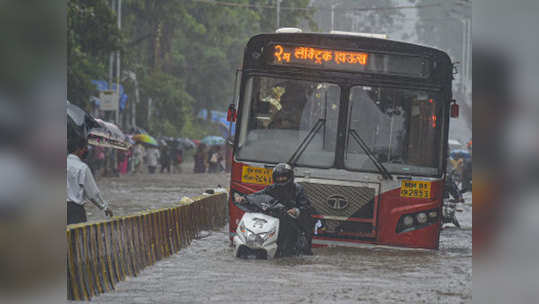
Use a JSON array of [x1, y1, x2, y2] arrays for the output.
[[248, 0, 317, 31], [311, 0, 404, 34], [67, 0, 122, 108], [138, 71, 194, 137], [413, 0, 462, 62], [108, 0, 315, 137]]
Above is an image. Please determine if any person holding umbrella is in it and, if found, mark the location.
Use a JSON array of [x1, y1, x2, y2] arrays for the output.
[[67, 102, 113, 224], [67, 137, 113, 224]]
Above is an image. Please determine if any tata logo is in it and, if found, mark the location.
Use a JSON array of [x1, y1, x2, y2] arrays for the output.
[[327, 195, 349, 210]]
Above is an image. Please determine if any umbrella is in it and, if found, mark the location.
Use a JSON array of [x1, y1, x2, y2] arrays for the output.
[[67, 100, 100, 148], [176, 137, 196, 150], [201, 135, 225, 146], [67, 101, 100, 130], [89, 119, 131, 150], [133, 133, 159, 147], [450, 149, 471, 160], [163, 137, 176, 147], [126, 135, 136, 145]]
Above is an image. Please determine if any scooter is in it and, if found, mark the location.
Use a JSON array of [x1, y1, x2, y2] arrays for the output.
[[233, 194, 305, 259]]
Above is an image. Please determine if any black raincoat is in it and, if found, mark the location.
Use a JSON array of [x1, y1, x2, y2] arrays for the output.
[[253, 182, 314, 256]]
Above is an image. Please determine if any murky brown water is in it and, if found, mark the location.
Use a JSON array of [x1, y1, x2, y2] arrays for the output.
[[84, 171, 472, 304]]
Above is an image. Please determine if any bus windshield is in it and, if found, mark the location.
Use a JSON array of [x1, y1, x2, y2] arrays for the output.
[[236, 78, 444, 176], [237, 76, 340, 168], [346, 86, 443, 176]]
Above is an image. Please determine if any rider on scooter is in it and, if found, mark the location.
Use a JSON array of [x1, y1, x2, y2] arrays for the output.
[[238, 163, 314, 256]]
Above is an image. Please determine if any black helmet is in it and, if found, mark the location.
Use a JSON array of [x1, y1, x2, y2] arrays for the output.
[[272, 163, 294, 187]]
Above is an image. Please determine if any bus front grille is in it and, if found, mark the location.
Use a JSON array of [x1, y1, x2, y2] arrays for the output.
[[299, 181, 376, 235]]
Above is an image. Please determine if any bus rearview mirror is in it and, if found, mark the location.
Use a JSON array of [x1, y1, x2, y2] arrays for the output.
[[227, 104, 237, 122], [450, 102, 459, 118]]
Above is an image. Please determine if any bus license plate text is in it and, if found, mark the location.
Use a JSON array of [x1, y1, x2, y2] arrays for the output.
[[400, 180, 431, 199], [241, 166, 273, 185]]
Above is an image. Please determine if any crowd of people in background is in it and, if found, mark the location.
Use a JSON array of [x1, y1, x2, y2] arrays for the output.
[[193, 144, 225, 174], [87, 142, 225, 177], [87, 142, 186, 177]]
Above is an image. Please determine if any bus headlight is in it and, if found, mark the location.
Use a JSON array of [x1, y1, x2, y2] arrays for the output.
[[416, 212, 428, 224], [403, 215, 414, 227], [396, 208, 440, 234]]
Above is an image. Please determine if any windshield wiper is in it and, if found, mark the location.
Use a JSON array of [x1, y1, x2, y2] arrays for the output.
[[348, 128, 392, 180], [288, 118, 326, 165]]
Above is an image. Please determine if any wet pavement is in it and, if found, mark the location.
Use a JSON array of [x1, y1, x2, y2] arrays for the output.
[[85, 173, 472, 304], [85, 162, 229, 222]]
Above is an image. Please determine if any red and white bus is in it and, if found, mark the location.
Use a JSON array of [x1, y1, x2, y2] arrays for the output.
[[226, 31, 458, 249]]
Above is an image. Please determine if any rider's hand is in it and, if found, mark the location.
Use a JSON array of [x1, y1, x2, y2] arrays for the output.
[[104, 207, 113, 217], [287, 208, 299, 217], [235, 194, 245, 204]]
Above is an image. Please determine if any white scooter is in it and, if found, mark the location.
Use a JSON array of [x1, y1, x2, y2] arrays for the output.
[[233, 194, 295, 259]]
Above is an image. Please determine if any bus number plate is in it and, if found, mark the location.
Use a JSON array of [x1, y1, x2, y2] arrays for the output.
[[241, 166, 273, 185], [400, 180, 431, 199]]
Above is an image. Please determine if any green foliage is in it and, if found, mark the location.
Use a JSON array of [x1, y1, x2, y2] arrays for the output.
[[69, 0, 316, 136], [67, 0, 122, 108], [138, 70, 194, 137], [181, 118, 223, 140]]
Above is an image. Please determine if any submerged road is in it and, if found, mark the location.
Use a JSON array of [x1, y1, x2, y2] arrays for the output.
[[85, 173, 472, 304]]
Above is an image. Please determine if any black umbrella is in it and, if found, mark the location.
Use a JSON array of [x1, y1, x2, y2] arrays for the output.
[[67, 100, 99, 148], [176, 137, 196, 150], [164, 137, 176, 147]]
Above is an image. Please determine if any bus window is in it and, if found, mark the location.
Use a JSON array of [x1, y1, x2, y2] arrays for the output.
[[237, 76, 340, 167], [346, 86, 443, 176]]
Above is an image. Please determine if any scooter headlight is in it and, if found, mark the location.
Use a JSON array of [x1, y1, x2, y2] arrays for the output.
[[245, 230, 256, 241], [257, 229, 276, 241]]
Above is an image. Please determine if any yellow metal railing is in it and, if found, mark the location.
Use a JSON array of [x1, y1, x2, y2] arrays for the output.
[[66, 193, 227, 301]]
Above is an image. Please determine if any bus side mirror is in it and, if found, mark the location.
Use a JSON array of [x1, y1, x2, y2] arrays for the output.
[[450, 101, 459, 118], [227, 103, 237, 122]]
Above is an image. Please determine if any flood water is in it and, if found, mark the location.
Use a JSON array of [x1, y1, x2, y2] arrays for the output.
[[85, 171, 472, 304]]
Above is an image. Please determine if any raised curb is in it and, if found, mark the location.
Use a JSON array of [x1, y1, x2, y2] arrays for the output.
[[66, 193, 227, 301]]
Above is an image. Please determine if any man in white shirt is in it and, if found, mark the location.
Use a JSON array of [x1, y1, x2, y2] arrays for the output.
[[67, 138, 113, 224]]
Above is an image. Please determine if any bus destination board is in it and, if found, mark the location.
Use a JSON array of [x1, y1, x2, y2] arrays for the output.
[[274, 44, 368, 66], [267, 43, 430, 78]]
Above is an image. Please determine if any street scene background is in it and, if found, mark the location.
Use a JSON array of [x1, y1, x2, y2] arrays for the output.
[[86, 170, 472, 303]]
